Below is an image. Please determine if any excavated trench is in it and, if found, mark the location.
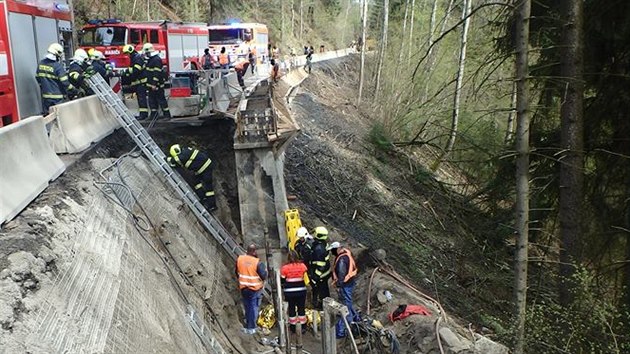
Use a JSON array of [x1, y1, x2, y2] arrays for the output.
[[0, 120, 268, 353]]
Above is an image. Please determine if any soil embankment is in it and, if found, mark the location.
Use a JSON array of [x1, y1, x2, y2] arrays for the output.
[[0, 123, 263, 353]]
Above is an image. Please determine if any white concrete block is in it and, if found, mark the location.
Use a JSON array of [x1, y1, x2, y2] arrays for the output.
[[0, 116, 65, 225], [49, 96, 120, 154]]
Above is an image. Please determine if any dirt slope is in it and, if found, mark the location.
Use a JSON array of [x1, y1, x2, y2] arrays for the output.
[[285, 56, 514, 327]]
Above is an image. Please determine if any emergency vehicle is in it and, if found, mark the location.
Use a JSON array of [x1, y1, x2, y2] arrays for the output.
[[208, 22, 268, 66], [79, 20, 208, 73], [0, 0, 73, 125]]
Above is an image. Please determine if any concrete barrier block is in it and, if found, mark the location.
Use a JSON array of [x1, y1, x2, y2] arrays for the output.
[[211, 78, 230, 113], [0, 116, 65, 225], [169, 95, 200, 117], [225, 72, 243, 98], [49, 96, 120, 154]]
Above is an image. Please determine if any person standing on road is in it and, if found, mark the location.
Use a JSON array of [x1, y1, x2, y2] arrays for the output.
[[166, 144, 216, 211], [305, 50, 313, 74], [219, 47, 230, 70], [308, 226, 332, 310], [143, 43, 171, 120], [202, 48, 213, 70], [122, 44, 148, 120], [234, 59, 250, 90], [36, 43, 72, 114], [236, 244, 267, 334], [281, 250, 309, 334], [329, 241, 360, 338], [248, 47, 257, 74]]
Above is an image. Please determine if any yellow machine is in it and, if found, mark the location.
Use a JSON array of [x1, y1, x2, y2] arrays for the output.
[[284, 209, 302, 250]]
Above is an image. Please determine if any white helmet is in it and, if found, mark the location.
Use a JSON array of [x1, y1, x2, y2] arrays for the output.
[[47, 43, 64, 57], [327, 241, 341, 251], [296, 227, 309, 238], [72, 48, 89, 62], [142, 42, 154, 53]]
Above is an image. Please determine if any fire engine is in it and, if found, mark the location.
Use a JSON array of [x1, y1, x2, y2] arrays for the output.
[[208, 22, 268, 66], [79, 20, 208, 73], [0, 0, 73, 125]]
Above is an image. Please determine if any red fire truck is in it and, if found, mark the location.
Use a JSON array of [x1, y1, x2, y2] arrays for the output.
[[79, 20, 208, 73], [0, 0, 73, 126]]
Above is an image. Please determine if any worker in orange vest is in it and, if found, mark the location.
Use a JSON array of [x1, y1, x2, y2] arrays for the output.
[[329, 242, 360, 338], [218, 46, 230, 71], [281, 250, 309, 334], [236, 244, 267, 334], [234, 59, 250, 90]]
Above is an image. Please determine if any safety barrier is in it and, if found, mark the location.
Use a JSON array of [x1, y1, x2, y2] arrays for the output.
[[0, 116, 65, 225], [49, 95, 121, 154], [210, 77, 230, 113], [225, 72, 243, 98]]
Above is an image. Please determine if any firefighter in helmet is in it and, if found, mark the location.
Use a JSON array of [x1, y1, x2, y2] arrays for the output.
[[67, 48, 95, 97], [143, 43, 170, 120], [35, 43, 72, 114], [166, 144, 216, 211], [89, 49, 113, 84], [308, 226, 332, 310], [122, 44, 148, 120]]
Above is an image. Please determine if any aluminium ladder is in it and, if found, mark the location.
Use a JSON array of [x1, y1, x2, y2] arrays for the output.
[[87, 74, 246, 261]]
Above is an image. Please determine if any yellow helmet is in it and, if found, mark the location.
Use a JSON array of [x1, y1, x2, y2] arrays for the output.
[[122, 44, 135, 54], [47, 43, 64, 57], [313, 226, 328, 240], [169, 144, 181, 157], [142, 43, 154, 53]]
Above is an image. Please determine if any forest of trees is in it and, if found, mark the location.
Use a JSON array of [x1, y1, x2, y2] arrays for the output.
[[361, 0, 630, 352], [74, 0, 629, 352]]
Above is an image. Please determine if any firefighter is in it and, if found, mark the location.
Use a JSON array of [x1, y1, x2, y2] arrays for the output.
[[294, 227, 314, 262], [89, 50, 112, 84], [68, 48, 94, 98], [122, 44, 148, 120], [236, 244, 267, 334], [143, 43, 171, 120], [329, 242, 360, 338], [281, 250, 309, 334], [35, 43, 71, 114], [308, 226, 332, 310], [166, 144, 216, 211], [234, 59, 250, 90]]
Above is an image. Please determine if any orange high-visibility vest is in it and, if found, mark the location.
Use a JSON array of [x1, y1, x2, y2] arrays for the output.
[[219, 53, 229, 65], [237, 255, 263, 290], [332, 248, 358, 284], [235, 61, 248, 71]]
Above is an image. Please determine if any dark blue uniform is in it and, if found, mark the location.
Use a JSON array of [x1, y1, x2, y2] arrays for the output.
[[124, 52, 148, 119], [166, 146, 214, 209], [92, 60, 112, 84], [35, 57, 70, 113], [68, 61, 94, 97], [145, 53, 170, 119]]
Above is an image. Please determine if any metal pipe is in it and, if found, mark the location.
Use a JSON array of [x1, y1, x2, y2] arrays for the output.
[[273, 267, 287, 351]]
